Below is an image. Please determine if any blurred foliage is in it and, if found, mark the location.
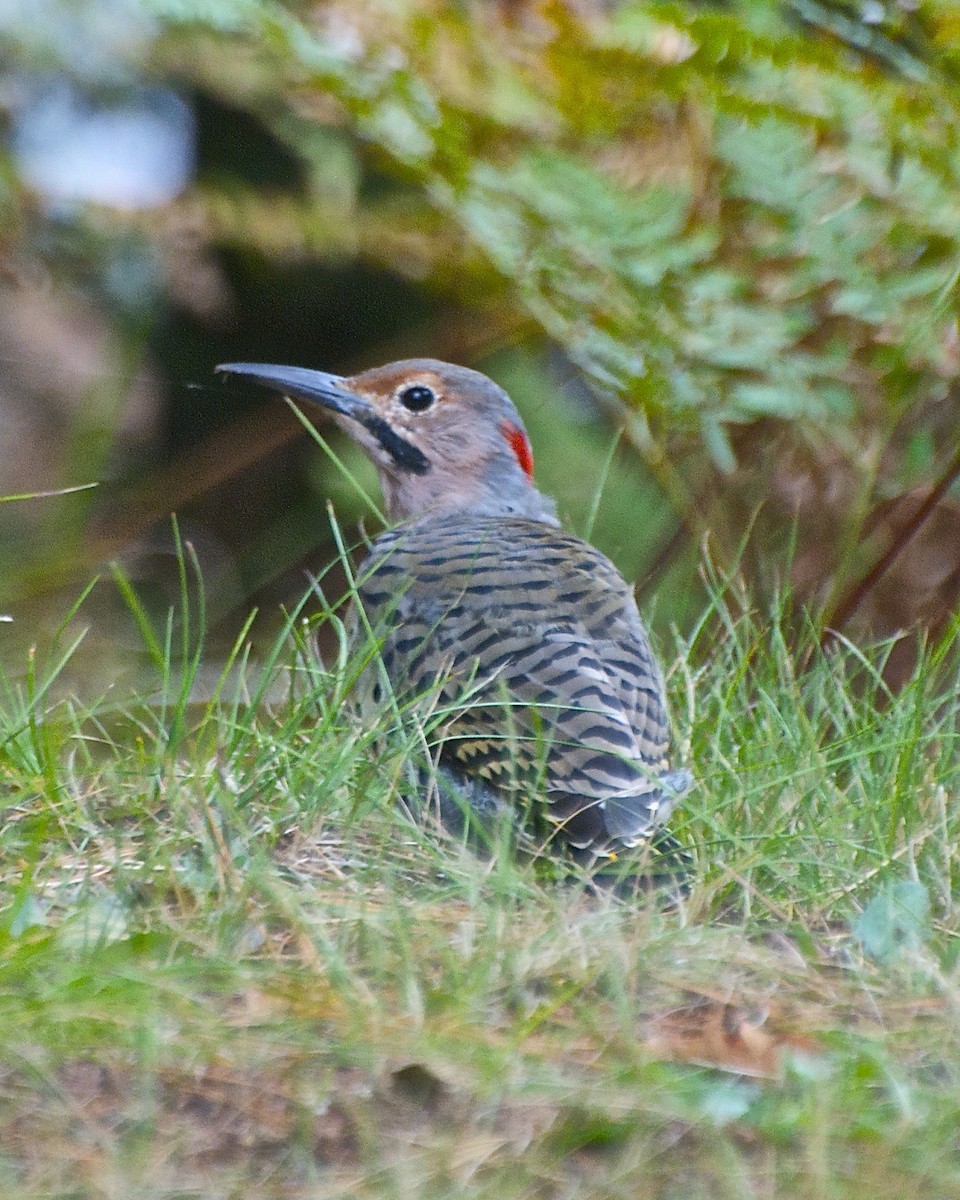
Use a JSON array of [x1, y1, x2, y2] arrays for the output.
[[2, 0, 960, 660], [162, 0, 960, 448]]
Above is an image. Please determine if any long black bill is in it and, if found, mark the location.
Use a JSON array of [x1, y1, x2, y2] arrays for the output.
[[216, 361, 430, 475], [216, 362, 365, 420]]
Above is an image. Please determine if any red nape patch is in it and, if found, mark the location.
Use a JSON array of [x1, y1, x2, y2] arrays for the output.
[[501, 421, 534, 478]]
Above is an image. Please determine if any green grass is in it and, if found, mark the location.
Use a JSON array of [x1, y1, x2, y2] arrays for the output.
[[1, 545, 959, 1199]]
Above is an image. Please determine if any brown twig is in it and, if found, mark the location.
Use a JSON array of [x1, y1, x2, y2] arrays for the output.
[[822, 439, 960, 645], [636, 519, 689, 601]]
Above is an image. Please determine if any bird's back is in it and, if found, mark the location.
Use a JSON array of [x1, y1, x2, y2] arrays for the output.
[[356, 513, 678, 852]]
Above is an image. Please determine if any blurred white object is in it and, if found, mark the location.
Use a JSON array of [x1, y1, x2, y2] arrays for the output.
[[12, 81, 195, 210]]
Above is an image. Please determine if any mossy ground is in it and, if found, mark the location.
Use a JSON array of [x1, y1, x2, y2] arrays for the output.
[[1, 561, 958, 1199]]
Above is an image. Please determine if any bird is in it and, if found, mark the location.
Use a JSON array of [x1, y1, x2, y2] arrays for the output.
[[216, 357, 692, 881]]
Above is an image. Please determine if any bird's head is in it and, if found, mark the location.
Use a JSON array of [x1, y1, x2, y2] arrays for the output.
[[217, 358, 558, 524]]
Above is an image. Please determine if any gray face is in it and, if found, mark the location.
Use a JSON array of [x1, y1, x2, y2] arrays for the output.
[[218, 357, 558, 525]]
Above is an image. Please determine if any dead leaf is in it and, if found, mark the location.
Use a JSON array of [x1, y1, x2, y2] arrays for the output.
[[646, 998, 819, 1080]]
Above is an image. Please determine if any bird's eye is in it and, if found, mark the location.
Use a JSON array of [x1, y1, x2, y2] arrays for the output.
[[397, 384, 436, 413]]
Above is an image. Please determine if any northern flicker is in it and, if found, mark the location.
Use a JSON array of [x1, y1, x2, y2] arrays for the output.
[[217, 358, 692, 872]]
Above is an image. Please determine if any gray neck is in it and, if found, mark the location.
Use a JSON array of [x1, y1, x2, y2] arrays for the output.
[[383, 466, 560, 526]]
